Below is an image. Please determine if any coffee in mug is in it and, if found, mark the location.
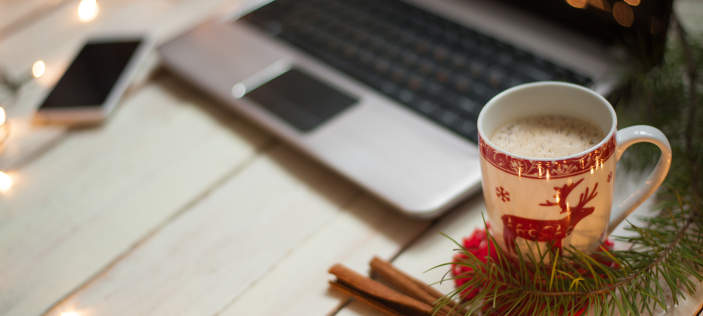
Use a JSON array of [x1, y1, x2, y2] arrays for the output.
[[490, 115, 604, 158]]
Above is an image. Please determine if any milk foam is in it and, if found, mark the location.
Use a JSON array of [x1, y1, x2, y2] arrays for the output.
[[489, 115, 604, 158]]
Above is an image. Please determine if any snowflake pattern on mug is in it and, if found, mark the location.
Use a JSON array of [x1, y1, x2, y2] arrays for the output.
[[607, 171, 613, 183], [496, 187, 510, 202]]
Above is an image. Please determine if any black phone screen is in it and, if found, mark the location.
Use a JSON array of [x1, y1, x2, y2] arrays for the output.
[[39, 40, 142, 109]]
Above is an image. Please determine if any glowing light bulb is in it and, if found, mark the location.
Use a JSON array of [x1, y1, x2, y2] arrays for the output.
[[588, 0, 611, 11], [78, 0, 98, 22], [0, 171, 12, 192], [61, 313, 79, 316], [32, 61, 45, 78], [0, 107, 6, 126], [566, 0, 588, 8], [613, 2, 634, 27]]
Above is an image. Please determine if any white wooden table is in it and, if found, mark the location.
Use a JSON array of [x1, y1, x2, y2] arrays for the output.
[[1, 1, 702, 316]]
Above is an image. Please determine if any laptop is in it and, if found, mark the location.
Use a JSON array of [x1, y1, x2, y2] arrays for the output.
[[158, 0, 671, 218]]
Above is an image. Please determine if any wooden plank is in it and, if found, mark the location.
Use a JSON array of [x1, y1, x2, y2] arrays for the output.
[[0, 0, 69, 39], [0, 75, 271, 316], [216, 195, 431, 316], [43, 144, 361, 316], [0, 117, 66, 170]]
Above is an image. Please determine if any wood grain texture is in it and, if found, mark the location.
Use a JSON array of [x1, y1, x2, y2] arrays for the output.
[[0, 0, 70, 39], [0, 76, 270, 316], [0, 117, 65, 170], [217, 195, 430, 316], [43, 144, 360, 316]]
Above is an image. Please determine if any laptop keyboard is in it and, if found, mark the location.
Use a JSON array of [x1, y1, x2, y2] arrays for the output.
[[240, 0, 592, 143]]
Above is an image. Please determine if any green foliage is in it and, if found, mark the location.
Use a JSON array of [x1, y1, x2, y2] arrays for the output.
[[432, 20, 703, 316], [614, 22, 703, 204], [433, 200, 702, 316]]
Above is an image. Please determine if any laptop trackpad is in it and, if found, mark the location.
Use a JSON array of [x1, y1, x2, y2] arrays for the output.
[[246, 68, 357, 132]]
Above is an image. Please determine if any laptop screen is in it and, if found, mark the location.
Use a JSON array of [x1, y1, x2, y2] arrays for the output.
[[497, 0, 673, 67]]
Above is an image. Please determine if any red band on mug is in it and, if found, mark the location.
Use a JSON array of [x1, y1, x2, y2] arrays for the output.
[[478, 134, 616, 179]]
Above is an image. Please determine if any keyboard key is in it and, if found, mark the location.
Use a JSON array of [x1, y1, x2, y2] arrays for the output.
[[436, 68, 452, 83], [381, 81, 399, 95], [451, 54, 467, 69], [359, 49, 375, 65], [488, 68, 505, 87], [506, 75, 529, 87], [407, 76, 424, 90], [433, 46, 449, 61], [472, 82, 495, 100], [391, 67, 408, 82], [415, 40, 431, 54], [438, 110, 459, 126], [457, 97, 482, 117], [443, 30, 460, 44], [454, 75, 472, 93], [374, 58, 391, 74], [418, 59, 437, 75], [423, 81, 445, 95], [469, 60, 486, 78], [453, 121, 478, 141], [398, 89, 414, 103], [416, 100, 440, 115], [461, 37, 477, 50], [383, 44, 402, 59], [401, 51, 419, 66], [517, 63, 553, 81], [343, 44, 359, 57]]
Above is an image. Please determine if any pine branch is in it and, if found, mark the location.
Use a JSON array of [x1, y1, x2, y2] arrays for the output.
[[432, 197, 702, 316], [671, 14, 701, 195]]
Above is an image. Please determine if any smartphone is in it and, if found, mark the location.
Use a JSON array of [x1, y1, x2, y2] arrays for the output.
[[34, 36, 151, 125]]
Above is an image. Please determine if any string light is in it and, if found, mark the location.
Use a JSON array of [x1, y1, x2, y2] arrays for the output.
[[0, 171, 12, 192], [32, 61, 45, 78], [613, 2, 634, 27], [565, 0, 588, 8], [61, 313, 79, 316], [78, 0, 98, 22], [0, 107, 6, 126]]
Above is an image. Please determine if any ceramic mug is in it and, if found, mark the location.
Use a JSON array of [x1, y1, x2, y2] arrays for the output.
[[477, 82, 672, 258]]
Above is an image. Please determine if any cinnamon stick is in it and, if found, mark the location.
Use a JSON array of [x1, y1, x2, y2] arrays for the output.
[[329, 281, 405, 316], [370, 257, 463, 315], [328, 264, 440, 316]]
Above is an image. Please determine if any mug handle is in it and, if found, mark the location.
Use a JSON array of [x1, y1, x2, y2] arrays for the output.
[[607, 125, 672, 236]]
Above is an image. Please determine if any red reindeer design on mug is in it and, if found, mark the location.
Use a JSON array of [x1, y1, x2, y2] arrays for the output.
[[501, 178, 598, 254]]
